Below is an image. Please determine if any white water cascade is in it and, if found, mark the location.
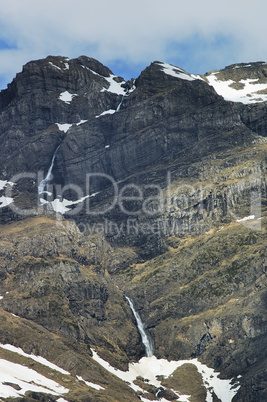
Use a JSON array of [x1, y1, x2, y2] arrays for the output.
[[125, 296, 153, 357], [116, 95, 124, 112], [38, 145, 60, 195]]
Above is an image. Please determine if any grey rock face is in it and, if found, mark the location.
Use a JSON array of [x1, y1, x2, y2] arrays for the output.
[[0, 55, 125, 177], [56, 61, 252, 194], [0, 57, 267, 400], [0, 58, 256, 190]]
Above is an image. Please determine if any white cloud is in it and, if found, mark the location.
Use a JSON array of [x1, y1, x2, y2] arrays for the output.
[[0, 0, 267, 88]]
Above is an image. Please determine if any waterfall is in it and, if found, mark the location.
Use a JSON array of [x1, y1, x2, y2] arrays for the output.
[[116, 95, 124, 112], [38, 145, 60, 194], [125, 296, 153, 357], [116, 80, 136, 112]]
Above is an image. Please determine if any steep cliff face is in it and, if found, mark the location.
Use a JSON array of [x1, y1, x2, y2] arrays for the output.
[[0, 57, 267, 401], [0, 57, 262, 192], [0, 55, 126, 177]]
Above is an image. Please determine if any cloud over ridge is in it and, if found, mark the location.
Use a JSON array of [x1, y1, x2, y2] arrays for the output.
[[0, 0, 266, 89]]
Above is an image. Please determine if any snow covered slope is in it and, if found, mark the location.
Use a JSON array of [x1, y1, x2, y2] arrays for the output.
[[0, 343, 69, 399], [204, 62, 267, 104], [0, 342, 110, 400], [92, 351, 240, 402], [157, 60, 267, 104]]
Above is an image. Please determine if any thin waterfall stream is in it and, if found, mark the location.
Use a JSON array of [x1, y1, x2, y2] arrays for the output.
[[38, 145, 61, 195], [116, 95, 124, 112], [125, 296, 153, 357], [116, 80, 136, 112]]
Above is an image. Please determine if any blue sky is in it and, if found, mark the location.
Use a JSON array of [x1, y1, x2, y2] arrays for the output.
[[0, 0, 267, 90]]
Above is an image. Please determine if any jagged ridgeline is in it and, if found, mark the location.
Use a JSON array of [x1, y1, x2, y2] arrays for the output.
[[0, 56, 266, 401]]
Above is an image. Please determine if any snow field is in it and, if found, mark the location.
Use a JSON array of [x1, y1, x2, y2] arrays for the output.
[[0, 344, 70, 375], [206, 73, 267, 104], [92, 351, 240, 402], [0, 343, 106, 399], [0, 358, 69, 399]]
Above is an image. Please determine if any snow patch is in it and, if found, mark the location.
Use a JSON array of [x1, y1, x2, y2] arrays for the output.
[[41, 193, 99, 214], [158, 62, 196, 82], [76, 376, 105, 391], [56, 120, 88, 131], [0, 180, 14, 191], [0, 180, 14, 208], [56, 123, 72, 133], [0, 180, 6, 191], [76, 119, 88, 125], [233, 64, 251, 69], [50, 198, 73, 214], [0, 344, 70, 375], [49, 62, 61, 71], [0, 358, 68, 399], [191, 73, 205, 81], [81, 64, 127, 95], [92, 352, 240, 402], [81, 65, 101, 76], [236, 215, 255, 222], [0, 196, 13, 208], [206, 73, 267, 103], [193, 359, 240, 402], [80, 64, 134, 97], [58, 91, 78, 104], [101, 75, 126, 95], [95, 109, 116, 118], [40, 198, 73, 214]]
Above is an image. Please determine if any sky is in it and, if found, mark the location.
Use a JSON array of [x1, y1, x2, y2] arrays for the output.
[[0, 0, 267, 90]]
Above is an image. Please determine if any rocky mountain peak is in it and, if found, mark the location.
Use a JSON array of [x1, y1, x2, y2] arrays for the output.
[[135, 60, 199, 92], [76, 55, 114, 77], [0, 55, 132, 179], [0, 55, 124, 105]]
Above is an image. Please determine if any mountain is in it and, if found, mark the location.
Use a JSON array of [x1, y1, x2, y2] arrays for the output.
[[0, 56, 266, 401]]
